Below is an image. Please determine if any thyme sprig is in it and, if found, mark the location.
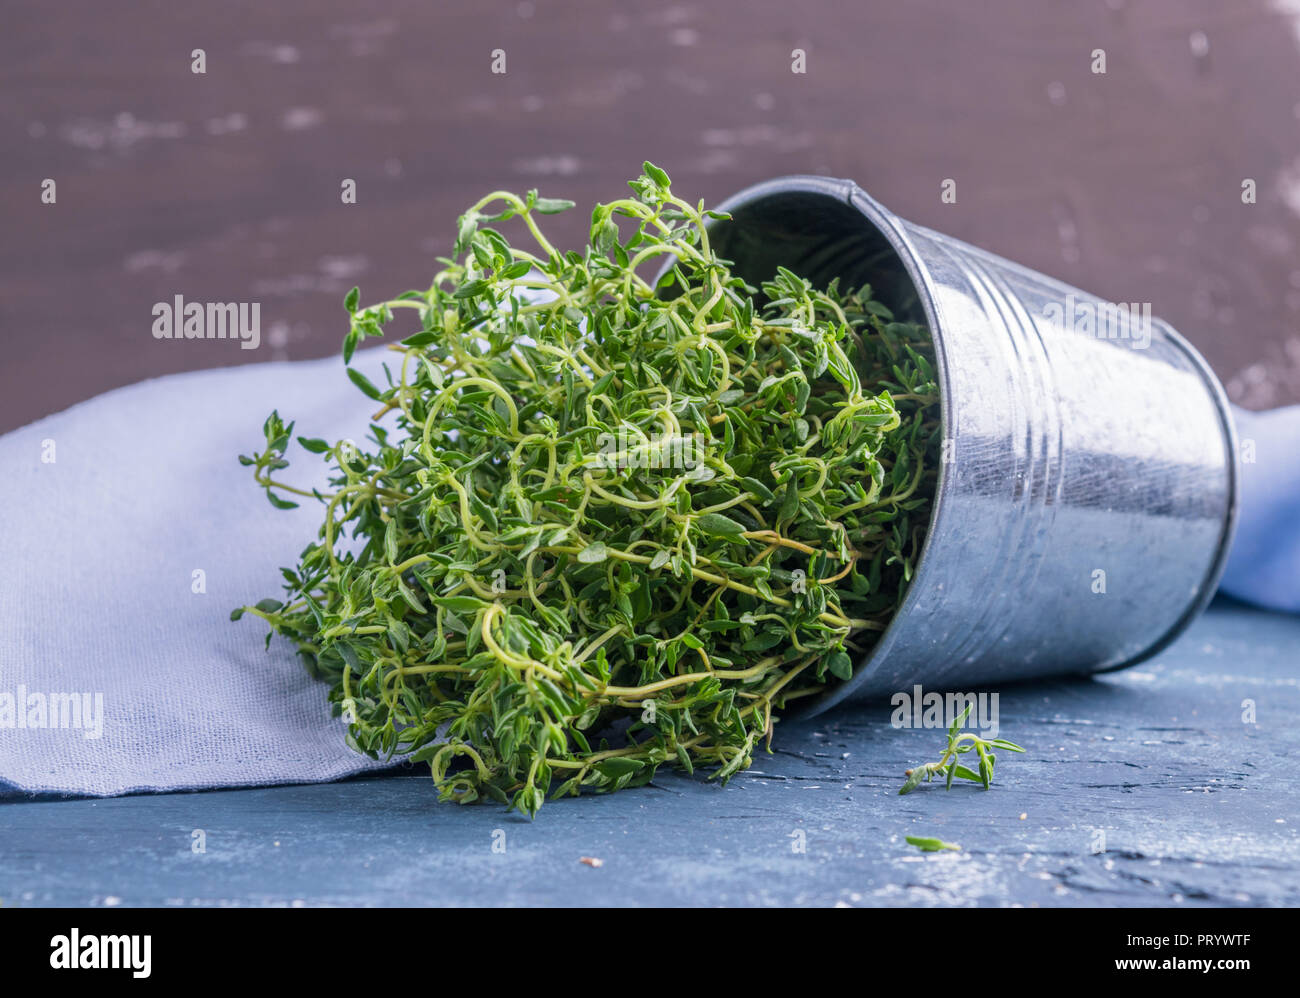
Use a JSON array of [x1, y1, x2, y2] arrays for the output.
[[906, 835, 961, 852], [898, 705, 1025, 794], [236, 163, 941, 816]]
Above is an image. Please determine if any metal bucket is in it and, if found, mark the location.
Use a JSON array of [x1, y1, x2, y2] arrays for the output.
[[704, 176, 1239, 714]]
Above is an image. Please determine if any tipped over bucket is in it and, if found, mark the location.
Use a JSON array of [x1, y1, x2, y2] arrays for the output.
[[706, 176, 1238, 714]]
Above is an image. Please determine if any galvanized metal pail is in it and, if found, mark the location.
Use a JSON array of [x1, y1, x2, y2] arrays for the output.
[[705, 176, 1238, 713]]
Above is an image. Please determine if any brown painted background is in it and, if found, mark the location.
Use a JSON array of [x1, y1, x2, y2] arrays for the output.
[[3, 0, 1300, 433]]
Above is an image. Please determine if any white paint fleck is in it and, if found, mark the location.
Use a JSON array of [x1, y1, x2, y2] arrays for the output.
[[253, 255, 369, 297], [240, 41, 300, 64], [700, 124, 813, 153], [124, 249, 186, 274], [513, 154, 580, 176], [282, 107, 323, 131], [267, 321, 291, 356], [318, 255, 368, 281], [1273, 0, 1300, 49], [61, 113, 186, 152], [206, 112, 248, 136]]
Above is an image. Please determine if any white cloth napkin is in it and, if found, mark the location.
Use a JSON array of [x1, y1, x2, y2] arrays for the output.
[[0, 348, 398, 795], [1219, 404, 1300, 613]]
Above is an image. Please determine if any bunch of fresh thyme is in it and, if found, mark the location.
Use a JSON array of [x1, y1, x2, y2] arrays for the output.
[[235, 164, 941, 816]]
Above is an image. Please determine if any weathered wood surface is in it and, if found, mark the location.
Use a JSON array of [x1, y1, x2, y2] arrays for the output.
[[2, 600, 1295, 907], [3, 0, 1300, 435]]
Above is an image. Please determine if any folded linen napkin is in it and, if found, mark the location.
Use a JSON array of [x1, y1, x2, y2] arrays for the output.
[[0, 349, 398, 795], [1218, 404, 1300, 613]]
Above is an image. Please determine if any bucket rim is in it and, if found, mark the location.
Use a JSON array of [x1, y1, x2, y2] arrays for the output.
[[704, 174, 954, 718]]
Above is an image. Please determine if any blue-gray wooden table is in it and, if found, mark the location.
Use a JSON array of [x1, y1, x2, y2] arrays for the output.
[[2, 599, 1296, 907]]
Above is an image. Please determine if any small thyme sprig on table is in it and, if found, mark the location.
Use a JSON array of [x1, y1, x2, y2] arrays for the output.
[[235, 163, 941, 817], [905, 835, 961, 852], [898, 705, 1025, 794]]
